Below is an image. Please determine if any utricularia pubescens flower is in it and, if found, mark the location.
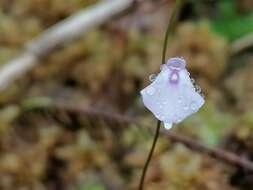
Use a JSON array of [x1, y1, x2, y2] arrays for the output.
[[141, 57, 205, 130]]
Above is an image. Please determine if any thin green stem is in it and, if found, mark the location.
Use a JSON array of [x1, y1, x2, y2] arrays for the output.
[[138, 120, 161, 190], [162, 1, 182, 64], [138, 1, 183, 190]]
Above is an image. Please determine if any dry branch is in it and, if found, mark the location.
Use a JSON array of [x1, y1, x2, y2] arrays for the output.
[[165, 131, 253, 171], [231, 32, 253, 54], [51, 102, 253, 172], [0, 0, 136, 91]]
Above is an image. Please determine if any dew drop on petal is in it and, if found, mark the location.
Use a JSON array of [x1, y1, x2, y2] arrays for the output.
[[160, 64, 167, 71], [183, 106, 189, 110], [176, 117, 182, 123], [160, 115, 165, 120], [164, 122, 173, 130], [146, 86, 156, 96], [162, 101, 168, 105], [178, 96, 183, 103], [190, 101, 197, 111], [149, 74, 157, 82], [195, 84, 202, 93]]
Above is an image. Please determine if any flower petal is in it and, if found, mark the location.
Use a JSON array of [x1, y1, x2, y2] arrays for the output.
[[141, 58, 205, 129]]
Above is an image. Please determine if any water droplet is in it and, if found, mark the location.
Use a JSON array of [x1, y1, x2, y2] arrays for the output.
[[160, 64, 167, 71], [160, 115, 165, 120], [149, 74, 157, 82], [190, 102, 197, 111], [164, 122, 172, 130], [195, 85, 202, 93], [155, 113, 160, 118], [176, 118, 182, 123], [162, 101, 168, 105], [190, 78, 195, 84], [178, 96, 183, 103], [146, 86, 156, 96], [183, 106, 189, 110], [173, 114, 182, 123]]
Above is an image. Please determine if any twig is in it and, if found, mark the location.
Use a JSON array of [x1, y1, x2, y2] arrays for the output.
[[165, 131, 253, 172], [53, 102, 137, 125], [230, 32, 253, 55], [51, 102, 253, 172], [0, 0, 136, 91]]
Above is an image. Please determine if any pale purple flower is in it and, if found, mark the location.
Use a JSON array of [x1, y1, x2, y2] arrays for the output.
[[141, 57, 205, 130]]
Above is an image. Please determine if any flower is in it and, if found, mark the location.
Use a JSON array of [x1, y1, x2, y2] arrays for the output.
[[141, 57, 205, 130]]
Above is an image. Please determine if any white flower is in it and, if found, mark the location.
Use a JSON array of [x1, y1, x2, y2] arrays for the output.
[[141, 57, 205, 130]]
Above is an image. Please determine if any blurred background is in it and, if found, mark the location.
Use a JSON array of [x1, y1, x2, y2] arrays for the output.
[[0, 0, 253, 189]]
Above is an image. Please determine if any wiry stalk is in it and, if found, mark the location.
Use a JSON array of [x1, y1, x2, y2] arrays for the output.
[[138, 1, 182, 190]]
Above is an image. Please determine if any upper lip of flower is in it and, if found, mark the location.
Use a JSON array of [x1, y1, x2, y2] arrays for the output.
[[166, 57, 186, 69]]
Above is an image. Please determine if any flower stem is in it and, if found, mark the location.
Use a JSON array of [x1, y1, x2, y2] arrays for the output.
[[162, 1, 182, 64], [138, 120, 161, 190], [138, 1, 182, 190]]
